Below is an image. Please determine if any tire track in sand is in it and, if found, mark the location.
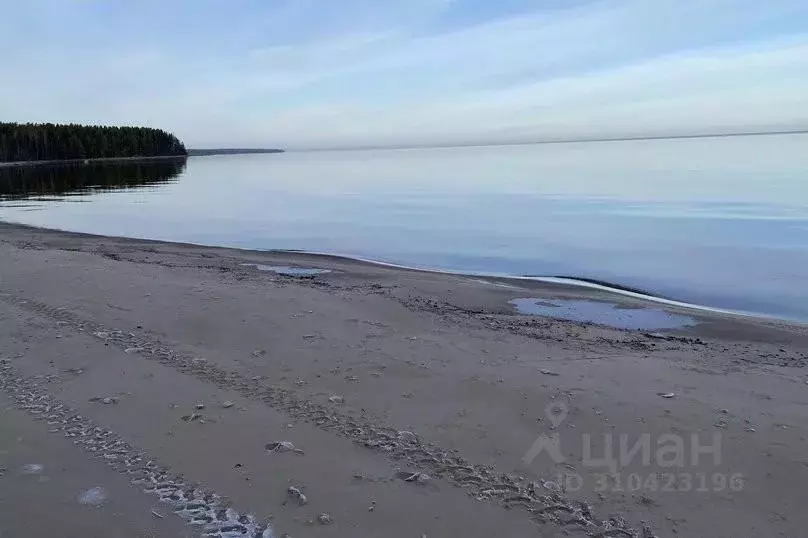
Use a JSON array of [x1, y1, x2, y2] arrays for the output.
[[0, 291, 645, 537]]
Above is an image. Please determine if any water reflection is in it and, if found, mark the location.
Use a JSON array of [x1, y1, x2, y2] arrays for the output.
[[0, 158, 186, 201]]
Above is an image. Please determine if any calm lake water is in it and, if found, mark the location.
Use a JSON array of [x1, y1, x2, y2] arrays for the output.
[[2, 134, 807, 321]]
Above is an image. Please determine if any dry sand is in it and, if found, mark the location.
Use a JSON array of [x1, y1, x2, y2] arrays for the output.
[[1, 221, 807, 538]]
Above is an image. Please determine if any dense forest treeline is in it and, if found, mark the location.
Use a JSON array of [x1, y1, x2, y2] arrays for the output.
[[0, 122, 187, 162]]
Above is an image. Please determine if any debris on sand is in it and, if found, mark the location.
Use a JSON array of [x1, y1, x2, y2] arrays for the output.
[[657, 392, 676, 399], [287, 486, 308, 505], [222, 401, 235, 409], [644, 332, 668, 340], [124, 347, 142, 354], [77, 486, 108, 506], [89, 396, 118, 405], [317, 513, 333, 525], [21, 463, 44, 475], [195, 403, 206, 410], [266, 441, 302, 454], [540, 369, 560, 376], [181, 413, 203, 422], [328, 395, 345, 404], [394, 470, 430, 484], [151, 510, 165, 518]]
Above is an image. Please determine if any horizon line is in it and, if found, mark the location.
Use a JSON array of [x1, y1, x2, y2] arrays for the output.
[[193, 128, 808, 153]]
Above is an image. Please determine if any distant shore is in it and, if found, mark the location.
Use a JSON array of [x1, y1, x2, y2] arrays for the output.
[[187, 148, 284, 157], [297, 128, 808, 152]]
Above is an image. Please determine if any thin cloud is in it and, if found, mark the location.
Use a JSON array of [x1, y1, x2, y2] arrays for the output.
[[0, 0, 806, 148]]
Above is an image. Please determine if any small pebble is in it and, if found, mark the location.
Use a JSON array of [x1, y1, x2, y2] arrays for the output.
[[195, 403, 205, 410], [657, 392, 676, 399], [222, 401, 234, 409]]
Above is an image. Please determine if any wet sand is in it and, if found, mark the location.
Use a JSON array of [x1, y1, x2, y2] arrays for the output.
[[1, 221, 807, 537]]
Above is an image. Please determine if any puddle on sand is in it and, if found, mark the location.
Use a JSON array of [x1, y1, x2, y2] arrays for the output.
[[242, 264, 331, 277], [509, 298, 696, 330]]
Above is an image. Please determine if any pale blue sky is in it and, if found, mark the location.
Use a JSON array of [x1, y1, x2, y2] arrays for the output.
[[1, 0, 807, 148]]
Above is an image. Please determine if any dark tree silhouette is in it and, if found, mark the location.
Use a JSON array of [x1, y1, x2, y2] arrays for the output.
[[0, 122, 187, 162]]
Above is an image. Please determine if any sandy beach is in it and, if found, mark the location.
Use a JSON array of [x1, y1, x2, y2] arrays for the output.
[[1, 221, 807, 538]]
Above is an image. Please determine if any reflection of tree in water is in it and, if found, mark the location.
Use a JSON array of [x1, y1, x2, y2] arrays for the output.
[[0, 158, 187, 200]]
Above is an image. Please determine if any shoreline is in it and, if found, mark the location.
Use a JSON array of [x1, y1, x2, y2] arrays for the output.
[[0, 221, 796, 327], [1, 220, 807, 537], [0, 154, 188, 168], [0, 149, 285, 168], [284, 249, 777, 323]]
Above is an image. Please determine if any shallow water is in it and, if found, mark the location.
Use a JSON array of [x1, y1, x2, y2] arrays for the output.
[[2, 134, 807, 321], [242, 264, 331, 276], [509, 298, 696, 330]]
